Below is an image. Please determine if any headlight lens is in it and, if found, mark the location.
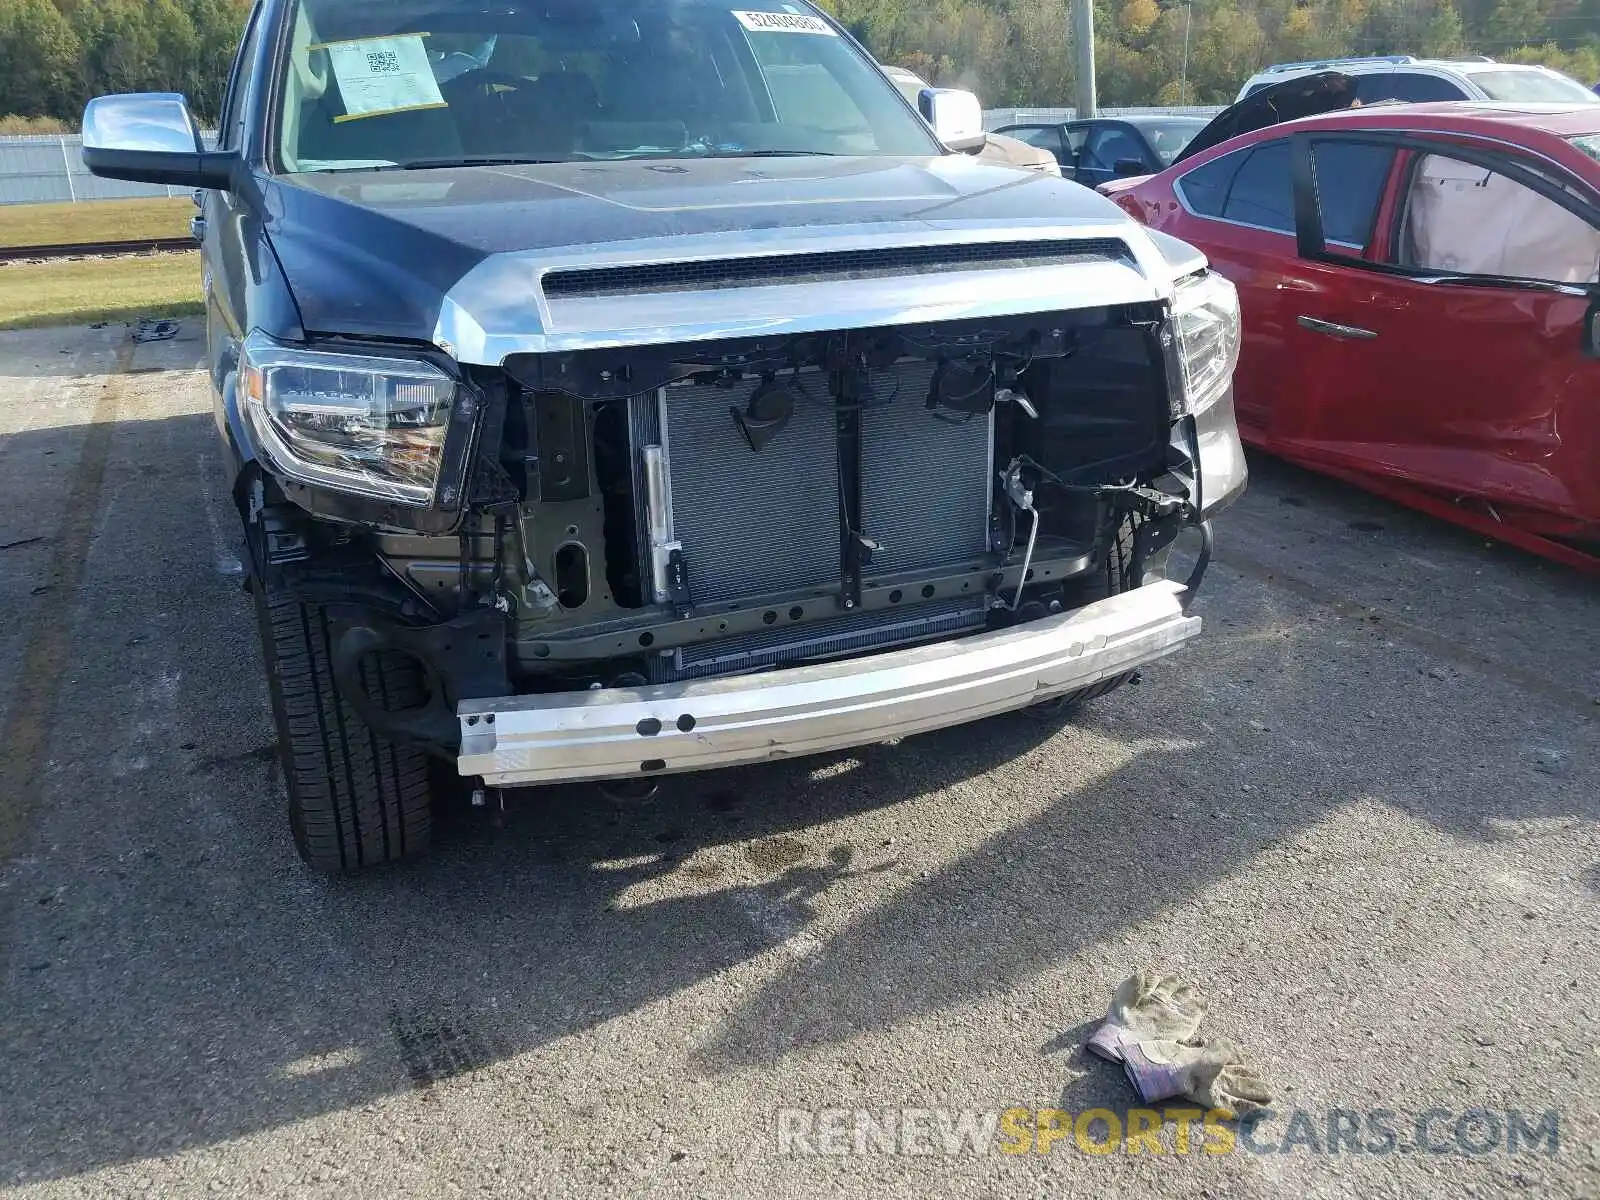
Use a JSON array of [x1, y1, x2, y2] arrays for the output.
[[1172, 270, 1241, 416], [240, 333, 458, 506]]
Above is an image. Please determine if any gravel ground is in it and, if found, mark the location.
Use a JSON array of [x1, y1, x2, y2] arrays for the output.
[[0, 323, 1596, 1199]]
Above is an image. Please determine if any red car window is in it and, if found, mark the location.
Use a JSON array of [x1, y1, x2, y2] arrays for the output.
[[1398, 151, 1600, 283], [1223, 141, 1294, 232], [1174, 149, 1246, 217], [1175, 140, 1296, 233], [1309, 141, 1396, 250]]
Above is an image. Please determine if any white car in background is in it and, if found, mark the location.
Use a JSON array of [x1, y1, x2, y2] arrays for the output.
[[1236, 54, 1600, 104]]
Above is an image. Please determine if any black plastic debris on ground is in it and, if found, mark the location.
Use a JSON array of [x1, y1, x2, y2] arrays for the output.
[[131, 317, 180, 344], [387, 1004, 506, 1088]]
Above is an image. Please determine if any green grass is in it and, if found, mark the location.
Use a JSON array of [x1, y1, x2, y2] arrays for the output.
[[0, 252, 204, 331], [0, 197, 194, 249]]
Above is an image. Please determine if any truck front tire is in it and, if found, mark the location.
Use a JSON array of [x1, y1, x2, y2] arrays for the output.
[[1032, 512, 1143, 716], [254, 586, 436, 873]]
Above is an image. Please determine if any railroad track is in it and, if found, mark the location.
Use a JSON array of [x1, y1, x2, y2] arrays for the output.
[[0, 236, 197, 263]]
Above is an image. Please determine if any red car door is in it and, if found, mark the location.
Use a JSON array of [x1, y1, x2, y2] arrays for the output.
[[1114, 135, 1394, 443], [1282, 132, 1600, 544], [1221, 137, 1404, 450]]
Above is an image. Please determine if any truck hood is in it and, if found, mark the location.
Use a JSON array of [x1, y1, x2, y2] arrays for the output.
[[264, 154, 1184, 361]]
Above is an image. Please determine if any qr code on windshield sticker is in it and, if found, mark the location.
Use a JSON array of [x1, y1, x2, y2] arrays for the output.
[[366, 49, 401, 74]]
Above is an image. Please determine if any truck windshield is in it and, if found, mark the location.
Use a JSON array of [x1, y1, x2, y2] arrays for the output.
[[275, 0, 940, 172]]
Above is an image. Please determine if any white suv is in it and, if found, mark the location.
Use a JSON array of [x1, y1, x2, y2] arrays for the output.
[[1236, 55, 1599, 104]]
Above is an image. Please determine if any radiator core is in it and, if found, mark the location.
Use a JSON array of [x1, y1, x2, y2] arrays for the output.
[[632, 357, 995, 681]]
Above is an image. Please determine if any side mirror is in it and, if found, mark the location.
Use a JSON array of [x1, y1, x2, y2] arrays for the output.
[[1113, 157, 1146, 178], [82, 93, 234, 190], [918, 87, 986, 152]]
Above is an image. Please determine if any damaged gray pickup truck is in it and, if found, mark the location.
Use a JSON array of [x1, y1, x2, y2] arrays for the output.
[[82, 0, 1247, 872]]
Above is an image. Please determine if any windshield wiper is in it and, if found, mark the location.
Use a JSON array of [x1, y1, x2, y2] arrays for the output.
[[388, 155, 569, 171], [707, 149, 842, 158]]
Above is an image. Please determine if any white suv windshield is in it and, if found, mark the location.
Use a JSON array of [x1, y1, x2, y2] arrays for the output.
[[1469, 69, 1600, 104], [276, 0, 939, 172]]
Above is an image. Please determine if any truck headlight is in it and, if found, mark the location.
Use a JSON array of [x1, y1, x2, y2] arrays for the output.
[[1172, 271, 1241, 416], [240, 333, 459, 506]]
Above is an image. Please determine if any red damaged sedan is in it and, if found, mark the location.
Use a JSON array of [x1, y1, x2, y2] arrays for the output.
[[1101, 74, 1600, 573]]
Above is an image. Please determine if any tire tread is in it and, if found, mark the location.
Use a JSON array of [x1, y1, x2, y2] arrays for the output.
[[1035, 512, 1143, 715], [256, 588, 434, 872]]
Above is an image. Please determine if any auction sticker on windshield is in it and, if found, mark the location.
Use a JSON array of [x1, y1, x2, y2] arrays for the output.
[[314, 34, 449, 123], [732, 10, 838, 34]]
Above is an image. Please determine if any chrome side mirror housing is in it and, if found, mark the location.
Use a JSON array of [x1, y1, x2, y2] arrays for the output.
[[918, 87, 986, 152], [81, 93, 235, 189]]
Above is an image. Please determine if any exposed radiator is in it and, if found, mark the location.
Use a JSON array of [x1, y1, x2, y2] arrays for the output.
[[860, 360, 993, 578], [631, 357, 996, 681], [657, 371, 839, 604]]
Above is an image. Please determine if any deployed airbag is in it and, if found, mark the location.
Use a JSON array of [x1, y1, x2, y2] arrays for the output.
[[1405, 154, 1600, 284]]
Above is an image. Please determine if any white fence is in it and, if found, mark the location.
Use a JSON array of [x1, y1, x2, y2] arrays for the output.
[[0, 107, 1227, 205], [983, 105, 1223, 129], [0, 135, 193, 205]]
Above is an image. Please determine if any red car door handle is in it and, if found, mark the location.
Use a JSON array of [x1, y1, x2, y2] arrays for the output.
[[1297, 315, 1378, 340]]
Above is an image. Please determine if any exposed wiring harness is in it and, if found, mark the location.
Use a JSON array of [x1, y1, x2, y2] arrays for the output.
[[997, 454, 1189, 611]]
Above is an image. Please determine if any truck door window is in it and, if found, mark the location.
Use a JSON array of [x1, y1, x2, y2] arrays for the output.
[[218, 5, 264, 151], [1400, 152, 1600, 284]]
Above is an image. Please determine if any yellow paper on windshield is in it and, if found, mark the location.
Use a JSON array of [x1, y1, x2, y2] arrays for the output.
[[315, 34, 447, 123]]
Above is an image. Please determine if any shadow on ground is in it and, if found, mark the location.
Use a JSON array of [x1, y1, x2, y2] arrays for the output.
[[0, 406, 1595, 1185]]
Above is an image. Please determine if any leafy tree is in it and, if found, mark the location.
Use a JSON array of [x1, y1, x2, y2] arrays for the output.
[[1121, 0, 1161, 39], [1421, 1, 1467, 55], [1, 0, 1598, 124], [0, 0, 81, 118], [0, 0, 80, 117], [1484, 0, 1550, 49]]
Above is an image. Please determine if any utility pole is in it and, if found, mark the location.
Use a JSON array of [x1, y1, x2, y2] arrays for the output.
[[1073, 0, 1097, 117], [1180, 1, 1192, 106]]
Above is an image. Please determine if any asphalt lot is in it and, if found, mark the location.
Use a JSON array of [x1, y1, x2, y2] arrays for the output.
[[0, 321, 1596, 1199]]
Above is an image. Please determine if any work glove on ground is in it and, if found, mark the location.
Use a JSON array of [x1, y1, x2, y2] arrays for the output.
[[1119, 1035, 1274, 1118], [1086, 969, 1209, 1063]]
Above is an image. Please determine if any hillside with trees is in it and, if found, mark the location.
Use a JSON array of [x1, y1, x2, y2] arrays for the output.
[[0, 0, 250, 128], [822, 0, 1600, 106], [1, 0, 1597, 125]]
